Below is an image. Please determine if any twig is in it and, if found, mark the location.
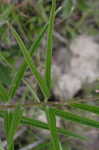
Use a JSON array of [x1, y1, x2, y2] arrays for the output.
[[0, 97, 99, 110]]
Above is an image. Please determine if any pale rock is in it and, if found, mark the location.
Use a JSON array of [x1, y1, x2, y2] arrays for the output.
[[52, 35, 99, 100]]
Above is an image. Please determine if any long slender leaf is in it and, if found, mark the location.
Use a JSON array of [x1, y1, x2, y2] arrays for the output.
[[8, 63, 27, 100], [0, 110, 86, 140], [71, 103, 99, 115], [46, 107, 62, 150], [51, 108, 99, 128], [4, 110, 14, 150], [0, 83, 8, 102], [21, 116, 86, 140], [4, 106, 23, 150], [10, 25, 50, 99], [4, 111, 11, 140], [45, 0, 56, 90], [8, 24, 48, 101], [8, 6, 61, 101]]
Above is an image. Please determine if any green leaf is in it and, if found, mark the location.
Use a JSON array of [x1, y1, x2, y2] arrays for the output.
[[8, 24, 48, 100], [4, 111, 11, 140], [0, 110, 86, 140], [4, 111, 14, 150], [0, 64, 11, 85], [45, 0, 56, 90], [4, 106, 23, 150], [8, 63, 27, 100], [21, 116, 86, 140], [51, 108, 99, 128], [71, 103, 99, 115], [46, 107, 62, 150], [10, 25, 50, 99], [8, 7, 60, 101], [0, 82, 8, 102]]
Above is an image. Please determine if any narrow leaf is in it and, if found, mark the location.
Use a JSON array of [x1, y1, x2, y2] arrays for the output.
[[46, 107, 62, 150], [8, 24, 48, 101], [8, 7, 61, 100], [4, 106, 23, 150], [0, 83, 8, 102], [0, 111, 86, 140], [51, 108, 99, 128], [11, 26, 50, 99], [45, 0, 56, 90], [71, 103, 99, 115], [22, 116, 86, 140]]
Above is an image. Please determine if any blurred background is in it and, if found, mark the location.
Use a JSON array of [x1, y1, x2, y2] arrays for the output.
[[0, 0, 99, 149]]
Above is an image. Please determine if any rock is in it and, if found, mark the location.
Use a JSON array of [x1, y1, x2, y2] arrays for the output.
[[52, 35, 99, 100]]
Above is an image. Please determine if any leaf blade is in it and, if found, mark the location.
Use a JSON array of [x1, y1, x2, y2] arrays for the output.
[[10, 25, 50, 99], [45, 0, 56, 90], [51, 107, 99, 128], [46, 107, 62, 150], [0, 83, 8, 102], [71, 103, 99, 115], [21, 116, 86, 140], [4, 106, 23, 150]]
